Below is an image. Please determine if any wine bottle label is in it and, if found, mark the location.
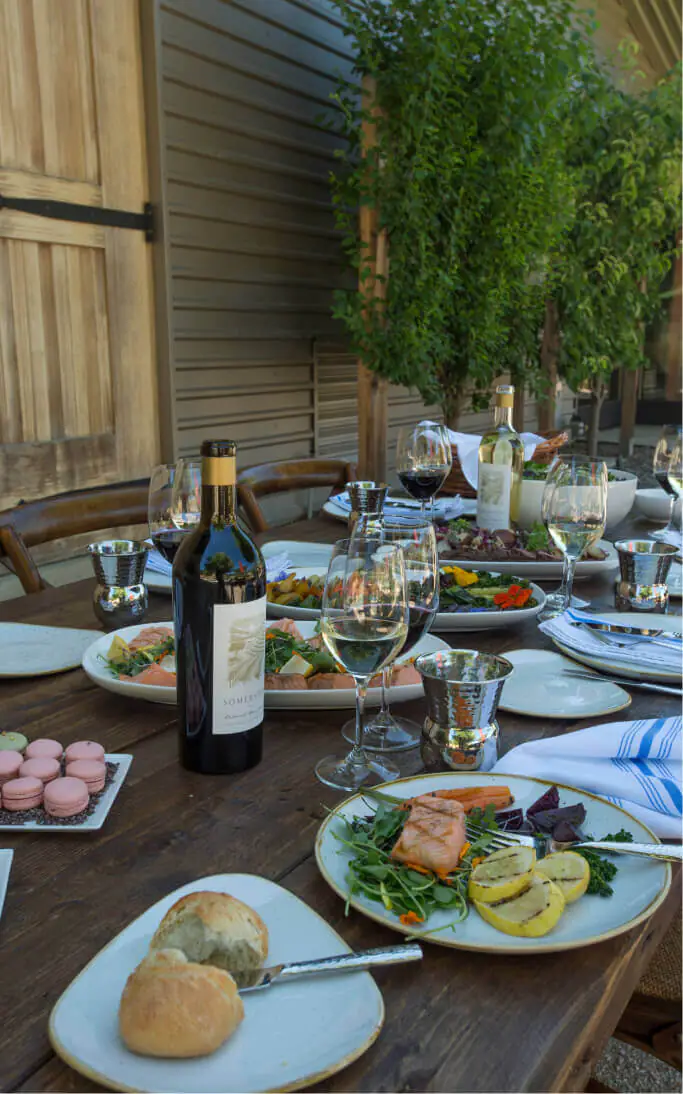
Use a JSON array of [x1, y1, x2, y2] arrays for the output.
[[203, 456, 236, 486], [212, 596, 265, 734], [477, 464, 512, 530]]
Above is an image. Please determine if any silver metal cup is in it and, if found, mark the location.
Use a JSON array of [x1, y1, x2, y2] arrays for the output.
[[87, 539, 149, 630], [614, 539, 679, 613], [346, 480, 389, 537], [415, 649, 513, 773]]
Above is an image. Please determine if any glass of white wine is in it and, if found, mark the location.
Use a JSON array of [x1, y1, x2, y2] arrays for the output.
[[666, 431, 683, 509], [315, 537, 408, 791], [651, 425, 682, 541], [538, 459, 608, 620]]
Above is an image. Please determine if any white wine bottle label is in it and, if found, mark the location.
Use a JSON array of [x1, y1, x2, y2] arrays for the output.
[[477, 464, 512, 530], [212, 596, 265, 734]]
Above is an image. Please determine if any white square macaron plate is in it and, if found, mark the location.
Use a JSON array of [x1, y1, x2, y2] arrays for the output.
[[0, 849, 13, 919], [50, 874, 385, 1094], [0, 755, 132, 832]]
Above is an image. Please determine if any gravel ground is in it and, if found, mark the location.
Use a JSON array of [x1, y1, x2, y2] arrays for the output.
[[595, 1037, 682, 1093]]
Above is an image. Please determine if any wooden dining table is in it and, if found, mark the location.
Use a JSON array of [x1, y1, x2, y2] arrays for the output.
[[0, 511, 680, 1094]]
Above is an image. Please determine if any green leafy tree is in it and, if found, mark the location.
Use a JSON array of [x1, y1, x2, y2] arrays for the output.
[[549, 51, 682, 454], [330, 0, 593, 425]]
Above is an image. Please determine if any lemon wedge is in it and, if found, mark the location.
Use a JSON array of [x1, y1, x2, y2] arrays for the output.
[[108, 634, 130, 660], [474, 874, 565, 938], [534, 851, 590, 904], [468, 845, 536, 903], [279, 654, 314, 678]]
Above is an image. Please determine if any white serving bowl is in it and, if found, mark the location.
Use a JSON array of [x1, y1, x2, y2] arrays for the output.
[[517, 469, 638, 531], [634, 487, 682, 524]]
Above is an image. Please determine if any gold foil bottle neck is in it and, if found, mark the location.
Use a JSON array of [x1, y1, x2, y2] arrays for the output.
[[202, 456, 236, 486]]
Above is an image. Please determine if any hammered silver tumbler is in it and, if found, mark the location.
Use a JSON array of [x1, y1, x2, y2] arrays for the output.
[[88, 539, 149, 630]]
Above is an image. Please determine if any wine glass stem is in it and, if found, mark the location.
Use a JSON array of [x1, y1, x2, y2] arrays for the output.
[[350, 680, 369, 763], [665, 495, 676, 533], [559, 553, 577, 610], [378, 667, 391, 719]]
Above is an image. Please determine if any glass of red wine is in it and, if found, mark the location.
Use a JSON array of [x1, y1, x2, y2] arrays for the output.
[[396, 420, 452, 518], [651, 425, 682, 542], [148, 461, 201, 564], [342, 515, 439, 752]]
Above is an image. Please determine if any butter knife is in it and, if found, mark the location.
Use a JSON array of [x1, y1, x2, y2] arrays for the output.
[[239, 943, 422, 993], [571, 617, 682, 641]]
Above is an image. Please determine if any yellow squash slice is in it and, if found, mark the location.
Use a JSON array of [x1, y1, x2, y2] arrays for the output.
[[468, 845, 536, 904], [474, 874, 565, 938], [534, 851, 590, 904]]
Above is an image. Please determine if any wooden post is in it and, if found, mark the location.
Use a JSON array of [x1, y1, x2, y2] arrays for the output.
[[357, 75, 388, 481], [665, 238, 681, 402], [620, 368, 640, 457], [513, 383, 525, 432], [537, 300, 559, 434]]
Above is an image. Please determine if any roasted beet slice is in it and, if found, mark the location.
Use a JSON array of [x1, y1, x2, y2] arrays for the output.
[[552, 819, 584, 843], [529, 803, 587, 834], [495, 808, 526, 831], [526, 786, 560, 817]]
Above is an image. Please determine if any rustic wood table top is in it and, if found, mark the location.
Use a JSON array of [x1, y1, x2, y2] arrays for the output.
[[0, 512, 680, 1093]]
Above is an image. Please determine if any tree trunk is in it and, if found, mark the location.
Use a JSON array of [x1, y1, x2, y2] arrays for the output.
[[587, 383, 606, 458], [538, 300, 559, 435], [443, 390, 464, 431]]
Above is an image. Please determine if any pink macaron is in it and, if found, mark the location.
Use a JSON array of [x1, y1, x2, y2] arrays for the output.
[[0, 751, 24, 787], [19, 757, 61, 784], [2, 776, 44, 811], [65, 760, 106, 794], [44, 777, 90, 818], [25, 738, 63, 762], [64, 740, 105, 764]]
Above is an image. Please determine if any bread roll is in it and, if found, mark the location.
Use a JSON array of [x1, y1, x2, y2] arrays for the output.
[[119, 949, 243, 1058], [149, 891, 268, 988]]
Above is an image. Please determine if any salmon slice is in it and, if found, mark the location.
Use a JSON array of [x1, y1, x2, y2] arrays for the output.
[[122, 664, 176, 686], [268, 619, 303, 641], [264, 673, 308, 690], [307, 673, 355, 689], [390, 796, 467, 874], [128, 626, 174, 652]]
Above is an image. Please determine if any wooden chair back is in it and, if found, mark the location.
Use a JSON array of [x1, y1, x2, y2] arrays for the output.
[[237, 458, 356, 534], [0, 479, 149, 594]]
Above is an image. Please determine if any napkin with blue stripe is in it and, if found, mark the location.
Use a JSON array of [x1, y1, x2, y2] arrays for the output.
[[328, 491, 464, 522], [492, 717, 682, 838]]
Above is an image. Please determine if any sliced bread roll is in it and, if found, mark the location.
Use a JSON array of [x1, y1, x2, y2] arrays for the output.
[[119, 949, 243, 1058], [149, 891, 268, 988]]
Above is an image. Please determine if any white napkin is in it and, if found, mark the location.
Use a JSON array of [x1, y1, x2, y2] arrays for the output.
[[145, 549, 292, 582], [655, 528, 683, 550], [329, 492, 464, 522], [447, 431, 544, 490], [566, 608, 681, 650], [540, 610, 682, 675], [493, 716, 682, 838]]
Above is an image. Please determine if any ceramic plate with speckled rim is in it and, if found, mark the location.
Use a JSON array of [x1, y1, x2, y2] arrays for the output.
[[50, 873, 384, 1093]]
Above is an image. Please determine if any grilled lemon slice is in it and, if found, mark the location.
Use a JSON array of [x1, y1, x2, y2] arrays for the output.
[[474, 874, 565, 938], [279, 654, 315, 678], [534, 851, 590, 904], [468, 845, 536, 904]]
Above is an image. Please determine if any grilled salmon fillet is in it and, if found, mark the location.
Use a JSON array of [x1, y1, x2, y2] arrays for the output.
[[390, 795, 467, 874], [128, 626, 174, 652]]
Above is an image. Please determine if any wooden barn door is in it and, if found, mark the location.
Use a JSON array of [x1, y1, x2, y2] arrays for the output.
[[0, 0, 159, 508]]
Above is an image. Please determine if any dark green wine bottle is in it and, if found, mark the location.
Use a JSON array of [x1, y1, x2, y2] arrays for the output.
[[173, 440, 265, 774]]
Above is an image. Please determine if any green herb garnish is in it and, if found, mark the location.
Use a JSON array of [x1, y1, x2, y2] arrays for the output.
[[574, 829, 634, 897]]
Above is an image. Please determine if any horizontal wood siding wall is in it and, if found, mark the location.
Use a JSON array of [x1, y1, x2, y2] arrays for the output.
[[156, 0, 354, 473]]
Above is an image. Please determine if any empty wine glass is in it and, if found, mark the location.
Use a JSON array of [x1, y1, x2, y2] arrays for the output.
[[651, 425, 682, 541], [171, 458, 203, 536], [538, 459, 608, 620], [315, 537, 408, 791], [342, 514, 439, 752], [396, 421, 452, 517]]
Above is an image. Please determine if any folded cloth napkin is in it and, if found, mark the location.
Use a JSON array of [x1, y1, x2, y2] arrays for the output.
[[493, 716, 682, 838], [447, 430, 544, 490], [566, 607, 681, 649], [145, 549, 292, 582], [539, 610, 682, 675], [329, 492, 464, 522]]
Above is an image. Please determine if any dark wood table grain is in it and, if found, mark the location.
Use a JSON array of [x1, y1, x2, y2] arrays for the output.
[[0, 513, 680, 1094]]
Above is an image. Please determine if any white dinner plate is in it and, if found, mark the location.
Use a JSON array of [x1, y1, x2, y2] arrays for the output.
[[0, 754, 131, 832], [438, 539, 619, 579], [322, 495, 477, 524], [315, 772, 671, 954], [82, 621, 449, 709], [49, 873, 384, 1094], [551, 611, 682, 683], [267, 567, 546, 633], [0, 849, 13, 920], [498, 649, 631, 718], [0, 623, 100, 677]]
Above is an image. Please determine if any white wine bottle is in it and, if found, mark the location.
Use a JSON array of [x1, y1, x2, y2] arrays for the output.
[[173, 440, 266, 774], [476, 385, 524, 530]]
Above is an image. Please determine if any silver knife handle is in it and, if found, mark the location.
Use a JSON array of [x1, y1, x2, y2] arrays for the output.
[[579, 840, 682, 862], [278, 943, 423, 981]]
